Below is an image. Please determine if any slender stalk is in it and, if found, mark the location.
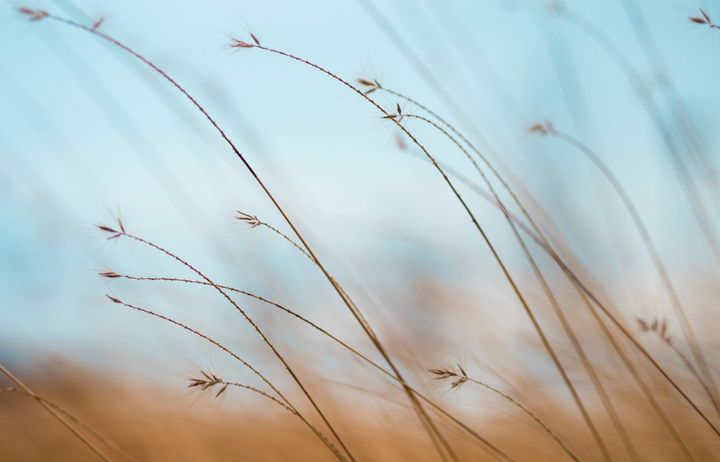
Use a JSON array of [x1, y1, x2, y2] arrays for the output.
[[377, 85, 717, 446], [429, 367, 578, 462], [548, 125, 720, 417], [236, 211, 313, 261], [1, 387, 138, 462], [403, 113, 609, 461], [29, 13, 458, 461], [107, 297, 345, 461], [105, 228, 351, 461], [637, 318, 718, 415], [238, 38, 590, 460], [352, 0, 496, 153], [109, 273, 519, 460], [0, 362, 112, 462], [557, 8, 720, 279]]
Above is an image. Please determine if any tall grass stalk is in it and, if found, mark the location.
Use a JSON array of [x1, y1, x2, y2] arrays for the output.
[[429, 366, 579, 462], [231, 35, 601, 460], [0, 386, 138, 462], [24, 12, 460, 461], [556, 8, 720, 279], [404, 112, 631, 461], [0, 362, 112, 461], [105, 272, 519, 461], [105, 296, 346, 461], [371, 84, 717, 446], [544, 124, 720, 417], [99, 224, 353, 461]]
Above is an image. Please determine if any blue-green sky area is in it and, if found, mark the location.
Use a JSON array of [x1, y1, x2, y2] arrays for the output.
[[1, 0, 719, 381]]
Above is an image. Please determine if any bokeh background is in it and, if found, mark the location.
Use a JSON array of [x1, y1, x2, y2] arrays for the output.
[[2, 0, 720, 460]]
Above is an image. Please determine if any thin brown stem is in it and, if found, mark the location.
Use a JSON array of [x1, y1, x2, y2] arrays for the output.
[[549, 126, 720, 418], [558, 8, 720, 285], [107, 297, 345, 461], [0, 387, 138, 462], [430, 367, 578, 462], [111, 230, 350, 461], [381, 85, 717, 447], [36, 13, 451, 461], [111, 273, 518, 460], [404, 113, 607, 461], [0, 362, 112, 462]]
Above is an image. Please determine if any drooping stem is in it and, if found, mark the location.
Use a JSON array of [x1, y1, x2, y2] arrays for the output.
[[35, 13, 458, 461], [549, 126, 720, 418], [0, 362, 112, 462], [377, 85, 716, 446], [0, 387, 138, 462], [108, 297, 345, 461]]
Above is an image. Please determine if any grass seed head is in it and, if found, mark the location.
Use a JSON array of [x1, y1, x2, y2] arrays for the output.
[[17, 7, 48, 21], [235, 211, 262, 228], [99, 271, 122, 279], [528, 121, 555, 135], [229, 38, 256, 49]]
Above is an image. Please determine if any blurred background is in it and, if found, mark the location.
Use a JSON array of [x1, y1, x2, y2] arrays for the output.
[[2, 0, 720, 460]]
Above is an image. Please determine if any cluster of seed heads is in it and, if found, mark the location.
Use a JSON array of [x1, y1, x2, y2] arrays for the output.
[[235, 211, 262, 228], [95, 218, 126, 240], [382, 103, 404, 123], [187, 371, 229, 398], [229, 33, 261, 49], [690, 9, 719, 29], [429, 365, 469, 389], [527, 121, 556, 136], [356, 78, 382, 95], [637, 317, 671, 344], [17, 7, 48, 21]]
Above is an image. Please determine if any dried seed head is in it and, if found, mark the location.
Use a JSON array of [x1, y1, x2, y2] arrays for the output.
[[106, 295, 122, 304], [229, 38, 256, 49], [188, 371, 228, 398], [17, 7, 48, 21], [690, 9, 718, 28], [528, 122, 554, 135], [96, 223, 121, 240], [92, 16, 104, 30], [428, 368, 456, 380], [637, 317, 671, 343], [235, 211, 262, 228], [357, 78, 382, 95], [215, 384, 229, 397], [99, 271, 122, 279], [250, 33, 260, 46]]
